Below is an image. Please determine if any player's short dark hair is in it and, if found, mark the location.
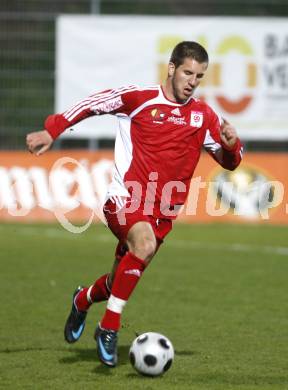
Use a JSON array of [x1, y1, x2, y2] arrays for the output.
[[170, 41, 209, 68]]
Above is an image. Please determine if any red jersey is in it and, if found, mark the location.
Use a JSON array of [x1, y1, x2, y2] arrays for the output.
[[45, 85, 243, 219]]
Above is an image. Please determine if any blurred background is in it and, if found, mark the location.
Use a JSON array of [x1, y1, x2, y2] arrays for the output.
[[1, 0, 288, 150], [0, 1, 287, 225], [2, 5, 288, 389]]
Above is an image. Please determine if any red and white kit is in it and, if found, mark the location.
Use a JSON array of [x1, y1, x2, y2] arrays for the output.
[[45, 84, 243, 224]]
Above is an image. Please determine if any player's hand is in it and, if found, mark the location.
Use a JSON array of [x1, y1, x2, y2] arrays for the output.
[[220, 118, 238, 149], [26, 130, 53, 156]]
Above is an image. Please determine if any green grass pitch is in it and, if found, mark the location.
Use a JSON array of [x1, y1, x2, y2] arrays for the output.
[[0, 222, 288, 390]]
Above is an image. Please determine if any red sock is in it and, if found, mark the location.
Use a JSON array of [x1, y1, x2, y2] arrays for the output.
[[75, 273, 111, 311], [100, 252, 146, 331]]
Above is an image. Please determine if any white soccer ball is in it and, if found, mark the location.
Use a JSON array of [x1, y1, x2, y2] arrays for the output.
[[129, 332, 174, 376]]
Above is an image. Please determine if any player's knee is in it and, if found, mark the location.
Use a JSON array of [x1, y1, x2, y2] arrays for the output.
[[130, 237, 157, 262], [142, 239, 157, 261]]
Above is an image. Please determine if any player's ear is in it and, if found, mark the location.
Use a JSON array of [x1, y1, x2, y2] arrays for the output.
[[168, 62, 175, 77]]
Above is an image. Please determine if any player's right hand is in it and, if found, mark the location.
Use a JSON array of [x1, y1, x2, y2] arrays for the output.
[[26, 130, 53, 156]]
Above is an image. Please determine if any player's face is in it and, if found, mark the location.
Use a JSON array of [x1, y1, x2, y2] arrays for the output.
[[168, 58, 208, 103]]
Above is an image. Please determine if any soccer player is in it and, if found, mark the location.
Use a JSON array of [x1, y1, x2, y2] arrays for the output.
[[26, 41, 243, 367]]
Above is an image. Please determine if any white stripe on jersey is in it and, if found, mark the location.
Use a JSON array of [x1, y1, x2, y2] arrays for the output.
[[63, 85, 138, 118], [105, 113, 134, 202], [203, 129, 222, 154], [63, 90, 114, 119], [63, 85, 139, 121], [64, 86, 137, 121], [63, 85, 159, 121]]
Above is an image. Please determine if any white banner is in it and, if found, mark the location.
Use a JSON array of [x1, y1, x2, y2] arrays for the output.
[[56, 15, 288, 140]]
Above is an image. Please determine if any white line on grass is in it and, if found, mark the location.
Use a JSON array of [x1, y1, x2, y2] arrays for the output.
[[1, 225, 287, 257], [166, 240, 288, 257]]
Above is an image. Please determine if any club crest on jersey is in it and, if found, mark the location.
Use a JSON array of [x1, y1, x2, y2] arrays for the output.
[[151, 108, 166, 123], [190, 111, 203, 127]]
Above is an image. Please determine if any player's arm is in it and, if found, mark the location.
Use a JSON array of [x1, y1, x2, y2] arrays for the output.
[[26, 86, 139, 155], [204, 113, 243, 170], [26, 112, 74, 155]]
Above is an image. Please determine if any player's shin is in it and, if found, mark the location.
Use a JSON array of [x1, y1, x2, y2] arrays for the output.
[[100, 252, 146, 331]]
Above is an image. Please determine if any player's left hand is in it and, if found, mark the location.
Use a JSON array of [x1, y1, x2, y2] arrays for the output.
[[220, 118, 238, 149]]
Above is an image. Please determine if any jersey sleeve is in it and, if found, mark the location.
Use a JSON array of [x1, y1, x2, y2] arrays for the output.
[[203, 108, 243, 171], [44, 85, 140, 139]]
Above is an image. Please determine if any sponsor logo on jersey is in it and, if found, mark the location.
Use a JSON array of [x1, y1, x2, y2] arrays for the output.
[[96, 96, 123, 113], [167, 116, 187, 125], [190, 111, 203, 127], [151, 108, 166, 123]]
